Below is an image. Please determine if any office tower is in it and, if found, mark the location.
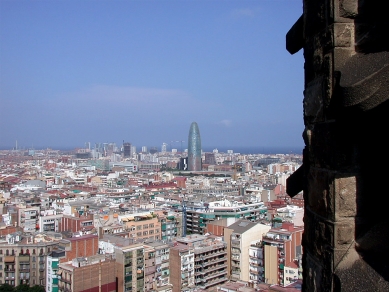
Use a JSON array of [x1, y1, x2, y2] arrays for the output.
[[187, 122, 202, 171], [141, 146, 148, 153], [123, 142, 131, 158]]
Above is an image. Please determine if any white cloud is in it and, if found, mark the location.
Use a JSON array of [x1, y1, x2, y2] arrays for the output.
[[218, 119, 232, 126]]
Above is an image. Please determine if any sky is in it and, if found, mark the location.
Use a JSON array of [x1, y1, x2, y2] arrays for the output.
[[0, 0, 305, 152]]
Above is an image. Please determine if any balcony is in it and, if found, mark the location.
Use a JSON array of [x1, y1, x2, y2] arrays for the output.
[[61, 277, 72, 284]]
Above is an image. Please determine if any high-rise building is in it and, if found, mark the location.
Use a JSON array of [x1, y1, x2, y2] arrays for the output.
[[187, 122, 202, 171], [123, 142, 131, 158]]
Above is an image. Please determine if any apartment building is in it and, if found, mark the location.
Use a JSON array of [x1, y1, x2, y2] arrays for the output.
[[143, 242, 172, 292], [39, 213, 63, 233], [186, 201, 267, 235], [0, 232, 62, 287], [60, 234, 99, 262], [115, 243, 145, 292], [119, 212, 161, 241], [46, 250, 65, 292], [169, 234, 228, 291], [248, 240, 264, 284], [275, 205, 304, 227], [160, 214, 181, 242], [57, 255, 116, 292], [169, 243, 195, 292], [224, 220, 271, 282], [193, 236, 228, 289], [261, 222, 303, 286], [18, 206, 40, 232]]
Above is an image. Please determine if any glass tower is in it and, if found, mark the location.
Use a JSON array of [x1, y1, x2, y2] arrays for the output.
[[188, 122, 202, 171]]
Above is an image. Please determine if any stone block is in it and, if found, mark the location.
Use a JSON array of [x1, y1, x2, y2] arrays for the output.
[[334, 176, 357, 219], [334, 23, 353, 47], [339, 0, 358, 18], [335, 220, 355, 246], [334, 0, 358, 22]]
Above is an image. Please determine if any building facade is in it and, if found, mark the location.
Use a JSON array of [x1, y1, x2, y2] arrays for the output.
[[115, 243, 145, 292], [57, 255, 116, 292]]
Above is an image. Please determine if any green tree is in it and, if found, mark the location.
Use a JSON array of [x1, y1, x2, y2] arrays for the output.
[[29, 285, 45, 292], [14, 284, 29, 292], [0, 284, 14, 292]]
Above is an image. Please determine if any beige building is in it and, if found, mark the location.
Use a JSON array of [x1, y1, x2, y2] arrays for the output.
[[0, 233, 61, 287], [224, 220, 271, 282], [119, 213, 161, 241]]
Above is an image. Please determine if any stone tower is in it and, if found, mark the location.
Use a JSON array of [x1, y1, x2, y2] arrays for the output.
[[286, 1, 389, 291]]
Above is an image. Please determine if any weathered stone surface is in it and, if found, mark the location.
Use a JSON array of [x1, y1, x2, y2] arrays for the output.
[[335, 220, 354, 246], [306, 168, 333, 220], [334, 248, 389, 292], [333, 23, 353, 47], [339, 0, 358, 18], [334, 176, 357, 219], [338, 51, 389, 111], [333, 47, 353, 70], [303, 77, 325, 123]]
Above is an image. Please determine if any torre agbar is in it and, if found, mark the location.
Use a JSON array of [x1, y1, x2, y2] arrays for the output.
[[187, 122, 202, 171]]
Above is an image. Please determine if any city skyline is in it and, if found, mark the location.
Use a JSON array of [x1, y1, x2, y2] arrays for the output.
[[0, 0, 305, 150]]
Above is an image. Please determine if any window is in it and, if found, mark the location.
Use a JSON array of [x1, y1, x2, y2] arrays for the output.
[[143, 231, 148, 236], [0, 250, 2, 255], [137, 232, 142, 236], [149, 224, 154, 228], [137, 226, 142, 230], [143, 224, 148, 229]]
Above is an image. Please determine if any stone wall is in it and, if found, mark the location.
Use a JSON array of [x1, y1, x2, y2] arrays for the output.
[[286, 1, 389, 291]]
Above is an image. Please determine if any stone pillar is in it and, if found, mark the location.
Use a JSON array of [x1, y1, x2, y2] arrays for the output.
[[286, 1, 389, 291]]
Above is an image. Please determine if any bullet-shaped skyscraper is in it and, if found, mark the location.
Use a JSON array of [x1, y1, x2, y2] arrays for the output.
[[188, 122, 202, 171]]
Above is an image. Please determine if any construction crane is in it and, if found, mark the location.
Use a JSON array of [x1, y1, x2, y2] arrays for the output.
[[176, 140, 185, 153]]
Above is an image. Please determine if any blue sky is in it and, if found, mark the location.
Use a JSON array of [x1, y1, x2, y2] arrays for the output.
[[0, 0, 304, 151]]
